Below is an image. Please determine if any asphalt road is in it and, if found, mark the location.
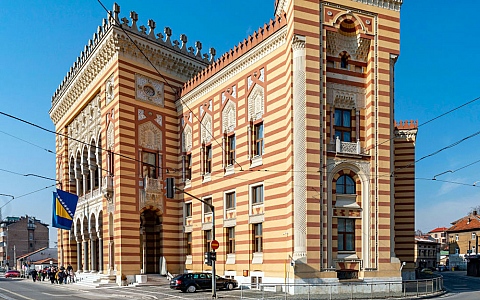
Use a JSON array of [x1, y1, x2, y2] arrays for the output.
[[438, 270, 480, 300], [1, 270, 480, 300]]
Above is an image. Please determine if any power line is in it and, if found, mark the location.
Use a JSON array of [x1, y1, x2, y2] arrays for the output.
[[369, 95, 480, 155], [95, 0, 244, 171], [0, 129, 55, 154], [390, 129, 480, 177], [0, 184, 56, 210]]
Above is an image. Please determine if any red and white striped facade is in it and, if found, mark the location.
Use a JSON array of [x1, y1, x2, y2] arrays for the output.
[[50, 0, 417, 292]]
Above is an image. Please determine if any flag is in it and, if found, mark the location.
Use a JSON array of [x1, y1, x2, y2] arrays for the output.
[[52, 189, 78, 230]]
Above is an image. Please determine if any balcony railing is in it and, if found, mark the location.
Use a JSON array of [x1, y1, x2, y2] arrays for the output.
[[336, 137, 361, 154]]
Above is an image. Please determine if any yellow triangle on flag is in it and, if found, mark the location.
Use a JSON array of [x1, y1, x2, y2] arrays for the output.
[[56, 198, 73, 221]]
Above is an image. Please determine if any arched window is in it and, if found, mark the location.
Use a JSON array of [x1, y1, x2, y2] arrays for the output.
[[337, 175, 355, 194], [340, 53, 349, 69]]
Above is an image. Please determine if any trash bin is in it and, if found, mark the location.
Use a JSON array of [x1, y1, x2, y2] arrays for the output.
[[452, 267, 455, 271]]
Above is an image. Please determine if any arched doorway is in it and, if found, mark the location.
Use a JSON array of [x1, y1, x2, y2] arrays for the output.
[[140, 209, 162, 274]]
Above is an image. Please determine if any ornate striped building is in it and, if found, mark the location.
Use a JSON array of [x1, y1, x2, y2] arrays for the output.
[[49, 0, 418, 294]]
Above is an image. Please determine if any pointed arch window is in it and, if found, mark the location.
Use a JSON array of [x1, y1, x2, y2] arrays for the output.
[[337, 175, 355, 194]]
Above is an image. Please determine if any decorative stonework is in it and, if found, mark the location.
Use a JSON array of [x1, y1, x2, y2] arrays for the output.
[[248, 85, 264, 121], [135, 74, 164, 106], [138, 109, 146, 120], [326, 82, 365, 109], [68, 94, 102, 160], [326, 31, 371, 62], [51, 3, 213, 124], [201, 114, 212, 144], [155, 115, 162, 126], [351, 0, 402, 11], [179, 26, 287, 110], [138, 121, 162, 151], [222, 101, 236, 133], [105, 74, 115, 105], [107, 122, 114, 149], [182, 125, 192, 153]]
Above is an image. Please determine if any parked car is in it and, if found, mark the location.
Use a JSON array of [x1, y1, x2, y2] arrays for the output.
[[170, 272, 238, 293], [5, 270, 21, 278], [420, 268, 433, 275]]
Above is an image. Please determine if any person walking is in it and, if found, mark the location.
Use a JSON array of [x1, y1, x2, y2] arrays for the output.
[[31, 269, 38, 282]]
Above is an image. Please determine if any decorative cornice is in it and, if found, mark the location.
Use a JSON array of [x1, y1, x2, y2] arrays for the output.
[[179, 24, 287, 111], [180, 13, 288, 99], [394, 120, 418, 140], [50, 2, 213, 125], [351, 0, 402, 12]]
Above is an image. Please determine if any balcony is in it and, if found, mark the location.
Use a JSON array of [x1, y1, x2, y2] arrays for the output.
[[102, 175, 114, 202], [336, 137, 361, 155], [139, 177, 163, 213]]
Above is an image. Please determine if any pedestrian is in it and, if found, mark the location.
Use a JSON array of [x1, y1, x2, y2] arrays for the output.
[[49, 268, 56, 284], [31, 269, 38, 282], [68, 269, 75, 283]]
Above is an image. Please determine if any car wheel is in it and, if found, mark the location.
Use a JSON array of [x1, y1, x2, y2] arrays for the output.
[[186, 285, 196, 293], [226, 283, 234, 290]]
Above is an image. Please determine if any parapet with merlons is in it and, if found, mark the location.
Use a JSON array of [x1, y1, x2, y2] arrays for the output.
[[180, 12, 287, 97], [51, 2, 215, 106], [394, 120, 418, 141]]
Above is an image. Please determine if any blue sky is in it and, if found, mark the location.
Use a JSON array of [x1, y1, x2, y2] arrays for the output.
[[0, 1, 479, 248]]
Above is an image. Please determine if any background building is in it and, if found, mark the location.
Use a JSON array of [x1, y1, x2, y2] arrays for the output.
[[50, 0, 416, 295], [0, 215, 49, 269], [414, 235, 440, 270]]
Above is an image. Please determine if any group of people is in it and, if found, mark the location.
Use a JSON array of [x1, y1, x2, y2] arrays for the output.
[[30, 265, 75, 284]]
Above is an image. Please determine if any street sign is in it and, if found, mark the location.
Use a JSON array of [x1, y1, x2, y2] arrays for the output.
[[211, 239, 219, 250]]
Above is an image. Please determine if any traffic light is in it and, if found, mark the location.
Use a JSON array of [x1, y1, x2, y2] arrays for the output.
[[166, 177, 175, 198], [210, 251, 216, 261], [204, 252, 212, 266]]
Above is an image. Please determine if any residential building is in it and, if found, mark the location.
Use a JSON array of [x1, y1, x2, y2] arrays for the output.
[[414, 235, 440, 270], [428, 227, 448, 249], [0, 216, 49, 269], [447, 211, 480, 256], [50, 0, 416, 295]]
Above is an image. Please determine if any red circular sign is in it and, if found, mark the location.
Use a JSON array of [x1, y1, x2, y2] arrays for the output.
[[211, 240, 219, 250]]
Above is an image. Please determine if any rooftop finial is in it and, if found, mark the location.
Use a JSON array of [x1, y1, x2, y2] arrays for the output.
[[195, 41, 202, 58], [130, 11, 138, 31], [113, 3, 120, 25], [164, 27, 172, 46], [180, 34, 188, 53], [209, 48, 216, 63], [148, 20, 156, 39]]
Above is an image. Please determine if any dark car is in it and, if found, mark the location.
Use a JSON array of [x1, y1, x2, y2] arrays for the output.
[[170, 272, 238, 293], [5, 270, 21, 278]]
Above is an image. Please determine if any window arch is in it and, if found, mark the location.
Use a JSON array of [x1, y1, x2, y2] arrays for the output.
[[336, 175, 355, 194]]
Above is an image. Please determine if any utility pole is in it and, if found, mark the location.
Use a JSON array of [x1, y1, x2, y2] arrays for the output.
[[165, 178, 217, 299]]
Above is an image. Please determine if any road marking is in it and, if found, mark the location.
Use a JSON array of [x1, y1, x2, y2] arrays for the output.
[[0, 287, 34, 300]]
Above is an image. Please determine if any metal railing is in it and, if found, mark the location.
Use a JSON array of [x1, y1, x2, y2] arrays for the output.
[[179, 277, 444, 300]]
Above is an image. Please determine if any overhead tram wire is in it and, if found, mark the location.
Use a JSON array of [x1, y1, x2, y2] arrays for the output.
[[96, 0, 244, 171], [389, 129, 480, 177], [367, 95, 480, 155], [0, 184, 57, 210], [0, 129, 55, 154], [0, 111, 158, 175]]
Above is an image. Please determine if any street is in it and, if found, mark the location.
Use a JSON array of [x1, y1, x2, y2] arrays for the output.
[[1, 270, 480, 300], [438, 270, 480, 300]]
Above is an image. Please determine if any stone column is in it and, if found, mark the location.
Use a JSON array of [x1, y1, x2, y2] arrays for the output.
[[292, 35, 307, 261], [83, 239, 89, 272], [76, 240, 82, 272], [98, 237, 103, 274], [90, 234, 97, 272]]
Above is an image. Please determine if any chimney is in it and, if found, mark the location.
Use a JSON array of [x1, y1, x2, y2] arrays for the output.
[[474, 210, 478, 216]]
